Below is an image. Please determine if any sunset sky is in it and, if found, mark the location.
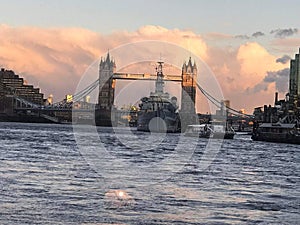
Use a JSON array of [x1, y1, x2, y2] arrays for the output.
[[0, 0, 300, 113]]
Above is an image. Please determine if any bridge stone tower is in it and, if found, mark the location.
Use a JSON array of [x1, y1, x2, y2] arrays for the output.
[[96, 53, 116, 126], [98, 53, 116, 110], [180, 57, 197, 129]]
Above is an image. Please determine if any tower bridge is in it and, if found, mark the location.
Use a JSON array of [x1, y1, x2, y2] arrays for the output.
[[3, 52, 250, 125], [97, 53, 196, 113], [7, 53, 196, 124], [95, 53, 196, 126]]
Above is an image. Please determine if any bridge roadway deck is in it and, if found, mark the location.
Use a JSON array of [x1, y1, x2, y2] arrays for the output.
[[15, 108, 94, 112], [112, 73, 182, 82]]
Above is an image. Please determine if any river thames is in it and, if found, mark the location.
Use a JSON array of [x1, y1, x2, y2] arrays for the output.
[[0, 122, 299, 224]]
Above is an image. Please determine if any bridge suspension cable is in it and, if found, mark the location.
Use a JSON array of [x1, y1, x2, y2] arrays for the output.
[[51, 79, 99, 107], [72, 79, 99, 102], [196, 83, 254, 118]]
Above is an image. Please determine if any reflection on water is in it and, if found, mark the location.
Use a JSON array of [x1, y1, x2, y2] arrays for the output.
[[104, 190, 135, 209], [0, 123, 299, 224]]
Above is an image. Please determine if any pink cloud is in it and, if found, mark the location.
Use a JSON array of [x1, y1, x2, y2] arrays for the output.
[[271, 38, 300, 53], [206, 42, 288, 112], [0, 24, 208, 102], [0, 24, 295, 113], [203, 32, 233, 40]]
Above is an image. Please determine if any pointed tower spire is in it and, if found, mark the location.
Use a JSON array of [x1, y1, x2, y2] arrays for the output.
[[182, 61, 187, 72], [193, 61, 197, 71], [188, 57, 193, 67], [106, 51, 110, 62]]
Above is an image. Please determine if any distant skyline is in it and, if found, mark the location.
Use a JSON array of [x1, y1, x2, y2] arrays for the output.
[[0, 0, 300, 113]]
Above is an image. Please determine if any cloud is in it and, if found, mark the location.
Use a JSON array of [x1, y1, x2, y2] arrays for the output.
[[0, 24, 208, 101], [264, 68, 289, 93], [270, 28, 298, 38], [0, 24, 292, 113], [203, 32, 232, 40], [246, 82, 269, 94], [135, 26, 208, 60], [234, 34, 250, 39], [236, 42, 285, 85], [248, 68, 289, 94], [252, 31, 264, 38], [276, 55, 291, 64], [205, 42, 287, 112], [233, 42, 286, 107], [0, 25, 104, 98], [271, 38, 300, 53]]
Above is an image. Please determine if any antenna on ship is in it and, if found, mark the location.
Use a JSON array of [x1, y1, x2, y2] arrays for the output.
[[155, 54, 165, 95]]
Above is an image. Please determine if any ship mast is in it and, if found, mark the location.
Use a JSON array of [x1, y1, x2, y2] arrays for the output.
[[155, 61, 164, 95]]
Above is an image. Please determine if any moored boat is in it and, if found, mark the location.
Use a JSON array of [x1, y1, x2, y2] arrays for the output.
[[251, 122, 300, 144], [185, 123, 235, 139]]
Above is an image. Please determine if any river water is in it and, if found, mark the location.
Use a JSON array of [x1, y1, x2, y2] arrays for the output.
[[0, 122, 299, 224]]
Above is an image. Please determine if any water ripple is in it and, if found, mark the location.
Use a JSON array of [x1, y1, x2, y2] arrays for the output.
[[0, 122, 299, 224]]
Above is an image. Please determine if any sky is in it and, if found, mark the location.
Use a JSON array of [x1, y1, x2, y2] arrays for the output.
[[0, 0, 300, 113]]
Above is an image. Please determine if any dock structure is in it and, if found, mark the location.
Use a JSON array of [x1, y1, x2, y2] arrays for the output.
[[252, 48, 300, 143]]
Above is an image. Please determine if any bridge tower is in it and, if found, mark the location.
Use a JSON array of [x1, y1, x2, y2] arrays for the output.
[[181, 57, 197, 112], [98, 53, 116, 110], [180, 57, 197, 129], [96, 53, 117, 126]]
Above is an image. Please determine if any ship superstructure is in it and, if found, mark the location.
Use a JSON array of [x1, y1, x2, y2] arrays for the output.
[[137, 61, 180, 132]]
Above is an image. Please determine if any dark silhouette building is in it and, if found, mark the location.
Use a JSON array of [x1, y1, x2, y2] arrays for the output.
[[0, 68, 44, 105], [253, 48, 300, 123], [289, 48, 300, 108]]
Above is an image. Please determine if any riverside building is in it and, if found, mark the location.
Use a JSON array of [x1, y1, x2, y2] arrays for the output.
[[0, 68, 44, 105]]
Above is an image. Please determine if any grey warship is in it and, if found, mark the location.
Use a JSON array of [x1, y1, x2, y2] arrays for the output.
[[137, 61, 180, 132]]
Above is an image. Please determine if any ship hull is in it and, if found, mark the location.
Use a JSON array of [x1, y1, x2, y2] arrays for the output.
[[252, 133, 300, 144], [185, 124, 235, 139], [212, 132, 235, 139], [137, 110, 180, 133], [251, 122, 300, 144]]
